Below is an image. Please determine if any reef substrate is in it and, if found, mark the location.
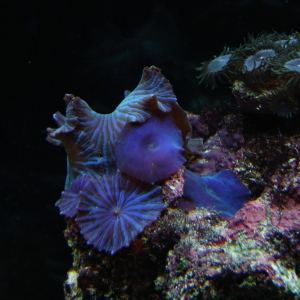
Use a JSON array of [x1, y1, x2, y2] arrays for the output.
[[63, 107, 300, 300]]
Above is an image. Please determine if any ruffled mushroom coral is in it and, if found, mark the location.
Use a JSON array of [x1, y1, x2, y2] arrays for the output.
[[196, 31, 300, 117], [47, 66, 179, 181], [115, 110, 186, 183]]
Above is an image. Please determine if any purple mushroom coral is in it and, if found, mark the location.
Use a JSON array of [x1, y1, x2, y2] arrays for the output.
[[115, 110, 186, 184]]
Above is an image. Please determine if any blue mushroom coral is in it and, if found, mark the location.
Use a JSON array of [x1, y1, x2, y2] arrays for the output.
[[115, 110, 186, 184], [76, 173, 165, 254], [56, 172, 165, 254], [183, 169, 250, 219]]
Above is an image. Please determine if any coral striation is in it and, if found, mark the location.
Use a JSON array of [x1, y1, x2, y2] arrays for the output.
[[76, 173, 165, 254], [47, 66, 180, 182]]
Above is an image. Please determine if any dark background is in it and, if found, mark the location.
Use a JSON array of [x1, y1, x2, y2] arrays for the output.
[[1, 0, 300, 299]]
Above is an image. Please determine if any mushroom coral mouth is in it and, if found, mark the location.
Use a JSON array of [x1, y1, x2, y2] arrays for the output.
[[115, 110, 186, 184]]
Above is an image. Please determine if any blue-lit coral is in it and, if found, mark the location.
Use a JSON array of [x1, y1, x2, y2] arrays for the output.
[[76, 173, 165, 254], [196, 31, 300, 117], [115, 110, 185, 183], [183, 169, 250, 219], [233, 32, 281, 75], [47, 66, 250, 257]]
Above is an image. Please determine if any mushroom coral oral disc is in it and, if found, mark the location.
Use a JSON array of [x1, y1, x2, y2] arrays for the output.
[[115, 111, 186, 184], [76, 173, 165, 254], [183, 169, 250, 219]]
